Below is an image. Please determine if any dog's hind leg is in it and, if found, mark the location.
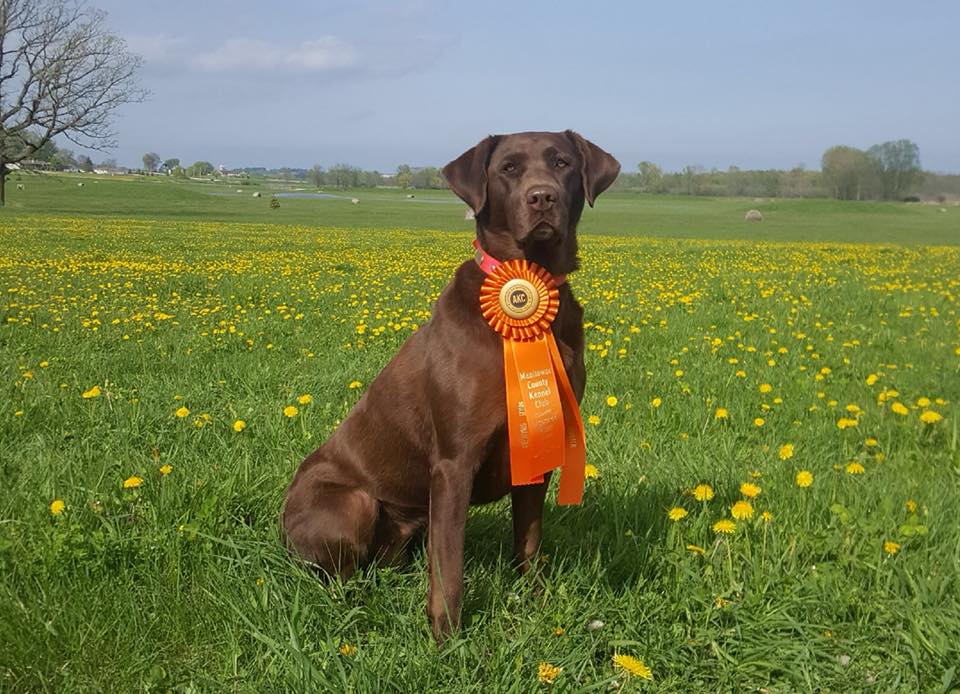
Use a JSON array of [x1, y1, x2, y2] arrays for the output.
[[283, 471, 379, 579]]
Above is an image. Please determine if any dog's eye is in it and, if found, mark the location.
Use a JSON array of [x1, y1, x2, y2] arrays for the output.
[[555, 158, 569, 169], [501, 162, 516, 174]]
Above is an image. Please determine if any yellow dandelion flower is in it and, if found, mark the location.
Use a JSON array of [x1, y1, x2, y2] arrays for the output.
[[754, 417, 765, 427], [686, 544, 706, 556], [778, 443, 794, 460], [538, 662, 562, 684], [338, 643, 357, 657], [891, 402, 909, 416], [298, 394, 313, 405], [123, 475, 143, 489], [233, 419, 246, 432], [606, 395, 618, 407], [795, 470, 813, 488], [837, 417, 858, 429], [845, 462, 865, 475], [49, 499, 65, 516], [553, 626, 564, 636], [283, 405, 298, 418], [159, 464, 173, 475], [612, 654, 653, 680], [584, 464, 599, 479], [714, 407, 729, 420], [865, 373, 878, 386], [865, 437, 879, 447], [712, 519, 736, 534], [715, 596, 730, 608], [759, 383, 772, 394], [81, 385, 101, 399], [916, 396, 931, 408], [905, 499, 917, 513], [731, 500, 754, 520], [651, 397, 662, 408], [739, 482, 761, 498], [668, 507, 688, 521], [348, 380, 362, 389], [588, 415, 600, 425], [761, 511, 773, 523], [883, 540, 900, 555], [919, 410, 942, 424], [175, 406, 190, 418], [693, 484, 714, 501]]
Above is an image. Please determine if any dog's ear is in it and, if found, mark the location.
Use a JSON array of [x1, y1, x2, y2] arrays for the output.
[[564, 130, 621, 207], [442, 135, 500, 214]]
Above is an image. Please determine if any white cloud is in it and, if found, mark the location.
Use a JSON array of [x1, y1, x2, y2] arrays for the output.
[[192, 36, 359, 74], [125, 34, 187, 64]]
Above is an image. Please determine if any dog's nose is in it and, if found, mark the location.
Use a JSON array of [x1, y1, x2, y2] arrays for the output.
[[526, 186, 558, 211]]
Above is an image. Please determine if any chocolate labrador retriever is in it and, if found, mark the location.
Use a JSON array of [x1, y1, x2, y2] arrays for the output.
[[283, 130, 620, 640]]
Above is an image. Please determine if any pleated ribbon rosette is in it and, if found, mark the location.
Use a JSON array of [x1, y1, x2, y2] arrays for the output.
[[478, 256, 585, 505]]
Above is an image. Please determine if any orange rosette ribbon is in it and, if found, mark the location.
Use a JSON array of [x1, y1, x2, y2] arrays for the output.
[[479, 259, 586, 505]]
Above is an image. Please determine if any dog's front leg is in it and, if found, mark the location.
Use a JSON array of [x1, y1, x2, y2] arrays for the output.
[[426, 458, 473, 642], [511, 477, 549, 574]]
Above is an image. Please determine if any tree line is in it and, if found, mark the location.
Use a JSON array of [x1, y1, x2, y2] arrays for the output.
[[620, 140, 935, 201], [19, 137, 960, 202]]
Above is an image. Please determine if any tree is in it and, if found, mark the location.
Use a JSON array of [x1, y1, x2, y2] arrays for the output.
[[681, 165, 704, 195], [328, 162, 359, 189], [396, 164, 412, 189], [76, 153, 92, 171], [0, 0, 147, 204], [186, 160, 213, 176], [636, 161, 663, 193], [142, 151, 159, 173], [412, 166, 442, 189], [867, 140, 923, 200], [308, 164, 324, 188], [821, 146, 872, 200], [51, 146, 76, 169], [161, 157, 179, 173]]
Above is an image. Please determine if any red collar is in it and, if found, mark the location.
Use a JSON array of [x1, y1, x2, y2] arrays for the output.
[[472, 239, 567, 286]]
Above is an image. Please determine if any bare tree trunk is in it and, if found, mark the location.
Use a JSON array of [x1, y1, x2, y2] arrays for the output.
[[0, 159, 6, 207]]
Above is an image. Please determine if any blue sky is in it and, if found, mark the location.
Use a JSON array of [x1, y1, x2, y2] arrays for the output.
[[90, 0, 959, 173]]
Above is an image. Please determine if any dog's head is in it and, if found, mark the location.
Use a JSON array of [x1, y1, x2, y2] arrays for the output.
[[443, 130, 620, 274]]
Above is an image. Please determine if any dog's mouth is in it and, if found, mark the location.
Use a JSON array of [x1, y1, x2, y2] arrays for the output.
[[520, 222, 562, 245]]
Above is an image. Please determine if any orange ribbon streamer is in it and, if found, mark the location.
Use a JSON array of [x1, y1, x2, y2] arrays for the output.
[[479, 259, 585, 505]]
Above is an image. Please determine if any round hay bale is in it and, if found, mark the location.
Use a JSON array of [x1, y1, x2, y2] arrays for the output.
[[406, 194, 415, 199], [252, 192, 261, 198], [236, 189, 243, 193], [77, 182, 84, 187], [464, 208, 475, 220], [351, 198, 360, 205], [745, 209, 763, 222]]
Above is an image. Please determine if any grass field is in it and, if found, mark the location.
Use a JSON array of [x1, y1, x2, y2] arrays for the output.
[[1, 177, 959, 691], [4, 171, 960, 245]]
